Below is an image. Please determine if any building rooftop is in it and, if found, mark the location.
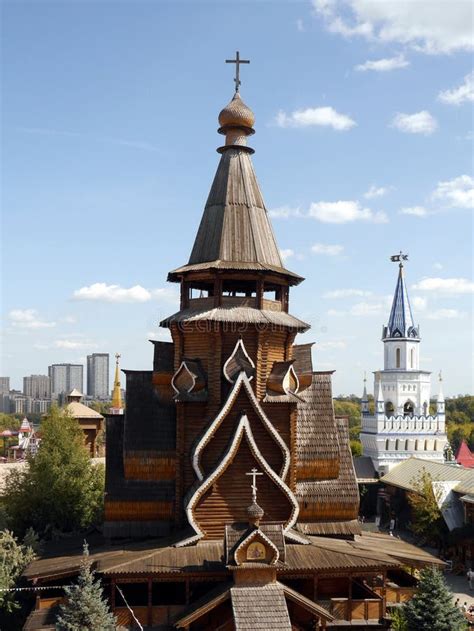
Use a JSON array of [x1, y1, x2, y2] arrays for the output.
[[381, 457, 474, 495]]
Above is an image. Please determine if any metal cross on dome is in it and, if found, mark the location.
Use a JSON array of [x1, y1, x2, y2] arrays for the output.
[[226, 51, 250, 92], [246, 467, 263, 503]]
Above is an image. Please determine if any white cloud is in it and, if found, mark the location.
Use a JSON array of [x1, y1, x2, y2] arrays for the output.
[[269, 206, 303, 219], [312, 0, 473, 54], [433, 262, 443, 270], [432, 175, 474, 209], [355, 54, 409, 72], [364, 185, 390, 199], [327, 301, 384, 317], [426, 309, 466, 320], [308, 200, 388, 224], [9, 309, 56, 329], [318, 340, 347, 349], [54, 339, 97, 350], [438, 71, 474, 105], [399, 206, 428, 217], [72, 283, 177, 304], [411, 296, 427, 311], [311, 243, 344, 256], [280, 248, 295, 261], [296, 18, 305, 32], [391, 111, 438, 135], [275, 106, 356, 131], [412, 277, 474, 294], [323, 288, 372, 298]]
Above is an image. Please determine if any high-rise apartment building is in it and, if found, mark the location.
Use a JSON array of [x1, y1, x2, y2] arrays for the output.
[[87, 353, 109, 399], [23, 374, 51, 399], [0, 377, 10, 394], [48, 364, 83, 397]]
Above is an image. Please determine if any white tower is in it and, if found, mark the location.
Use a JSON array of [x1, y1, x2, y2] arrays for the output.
[[360, 253, 448, 474]]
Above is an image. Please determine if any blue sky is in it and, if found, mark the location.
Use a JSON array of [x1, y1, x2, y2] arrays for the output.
[[2, 0, 473, 396]]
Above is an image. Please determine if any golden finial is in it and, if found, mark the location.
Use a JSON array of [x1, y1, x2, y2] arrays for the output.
[[111, 353, 123, 412]]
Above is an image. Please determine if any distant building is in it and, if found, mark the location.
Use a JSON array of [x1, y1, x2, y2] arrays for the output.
[[5, 392, 32, 415], [86, 353, 109, 399], [0, 377, 10, 394], [360, 254, 447, 474], [32, 399, 51, 414], [48, 364, 83, 397], [23, 374, 51, 399], [65, 389, 104, 456]]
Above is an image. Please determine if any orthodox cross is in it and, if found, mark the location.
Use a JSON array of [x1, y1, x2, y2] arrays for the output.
[[390, 251, 409, 267], [226, 51, 250, 92], [115, 352, 121, 363], [246, 467, 263, 503]]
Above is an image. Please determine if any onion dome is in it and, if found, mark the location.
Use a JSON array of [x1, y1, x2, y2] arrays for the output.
[[218, 92, 255, 130], [247, 500, 264, 526]]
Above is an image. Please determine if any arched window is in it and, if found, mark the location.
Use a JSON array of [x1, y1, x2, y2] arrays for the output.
[[415, 439, 419, 451], [423, 401, 428, 416], [410, 348, 415, 368], [385, 439, 390, 450], [404, 400, 414, 417], [405, 439, 409, 450], [424, 440, 428, 451], [396, 439, 401, 450], [385, 401, 394, 416], [396, 347, 401, 368]]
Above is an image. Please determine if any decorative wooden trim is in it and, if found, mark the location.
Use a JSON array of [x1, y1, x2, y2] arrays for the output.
[[179, 415, 299, 547], [223, 338, 255, 384], [234, 529, 280, 566], [192, 371, 290, 482]]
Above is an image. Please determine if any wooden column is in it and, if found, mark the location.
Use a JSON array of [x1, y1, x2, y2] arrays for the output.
[[256, 277, 264, 309], [382, 569, 387, 616], [214, 276, 222, 307], [348, 575, 352, 621], [110, 578, 116, 612], [147, 578, 153, 626]]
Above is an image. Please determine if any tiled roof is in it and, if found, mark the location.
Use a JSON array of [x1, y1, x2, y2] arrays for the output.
[[385, 265, 419, 339], [455, 441, 474, 469], [231, 583, 291, 630], [381, 457, 474, 495], [296, 520, 361, 537], [66, 401, 103, 419]]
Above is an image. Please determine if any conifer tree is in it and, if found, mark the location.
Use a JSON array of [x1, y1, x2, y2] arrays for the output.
[[402, 566, 467, 631], [56, 543, 116, 631]]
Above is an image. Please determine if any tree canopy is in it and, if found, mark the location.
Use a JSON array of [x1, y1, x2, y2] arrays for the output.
[[1, 407, 104, 538], [407, 470, 445, 546]]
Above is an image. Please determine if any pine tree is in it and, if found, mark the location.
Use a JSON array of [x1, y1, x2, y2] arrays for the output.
[[56, 542, 116, 631], [402, 566, 467, 631]]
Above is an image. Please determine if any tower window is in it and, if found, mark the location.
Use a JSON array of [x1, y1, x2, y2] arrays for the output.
[[396, 348, 401, 368], [410, 348, 415, 368]]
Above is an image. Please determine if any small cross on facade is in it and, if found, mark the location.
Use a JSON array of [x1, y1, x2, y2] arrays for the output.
[[246, 467, 263, 503], [225, 51, 250, 92]]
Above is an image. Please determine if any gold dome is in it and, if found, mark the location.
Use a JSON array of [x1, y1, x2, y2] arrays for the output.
[[218, 92, 255, 129]]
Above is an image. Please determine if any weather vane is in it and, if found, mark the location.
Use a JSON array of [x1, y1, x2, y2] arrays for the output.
[[245, 467, 263, 503], [226, 51, 250, 93], [390, 251, 409, 268]]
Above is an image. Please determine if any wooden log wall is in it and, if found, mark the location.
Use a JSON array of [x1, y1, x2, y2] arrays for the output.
[[105, 500, 173, 521]]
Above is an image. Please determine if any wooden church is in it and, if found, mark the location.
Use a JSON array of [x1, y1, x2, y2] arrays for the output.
[[24, 55, 443, 631]]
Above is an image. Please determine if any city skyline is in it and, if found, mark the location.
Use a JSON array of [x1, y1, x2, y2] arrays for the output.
[[2, 2, 472, 396]]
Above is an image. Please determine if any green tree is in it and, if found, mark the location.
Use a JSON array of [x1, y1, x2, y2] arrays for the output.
[[0, 530, 36, 614], [333, 400, 361, 428], [401, 567, 467, 630], [2, 407, 104, 538], [56, 543, 116, 631], [407, 470, 445, 546], [350, 439, 363, 457]]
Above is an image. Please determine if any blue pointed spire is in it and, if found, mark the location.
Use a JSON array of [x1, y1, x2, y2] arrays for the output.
[[383, 255, 419, 339]]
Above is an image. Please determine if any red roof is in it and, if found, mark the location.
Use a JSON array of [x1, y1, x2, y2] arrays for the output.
[[455, 441, 474, 469]]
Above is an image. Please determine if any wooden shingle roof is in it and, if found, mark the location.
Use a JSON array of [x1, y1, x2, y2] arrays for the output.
[[231, 583, 291, 630]]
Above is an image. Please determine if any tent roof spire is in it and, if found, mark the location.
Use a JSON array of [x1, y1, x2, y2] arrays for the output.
[[384, 252, 419, 340]]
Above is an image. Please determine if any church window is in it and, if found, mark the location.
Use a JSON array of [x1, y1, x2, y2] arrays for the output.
[[404, 401, 414, 416], [410, 348, 415, 368], [423, 401, 428, 416], [424, 440, 428, 451], [415, 440, 420, 450], [385, 401, 394, 416], [396, 348, 401, 368], [385, 439, 389, 450], [405, 440, 409, 450]]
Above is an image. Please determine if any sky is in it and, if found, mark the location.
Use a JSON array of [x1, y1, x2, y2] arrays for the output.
[[1, 0, 473, 397]]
